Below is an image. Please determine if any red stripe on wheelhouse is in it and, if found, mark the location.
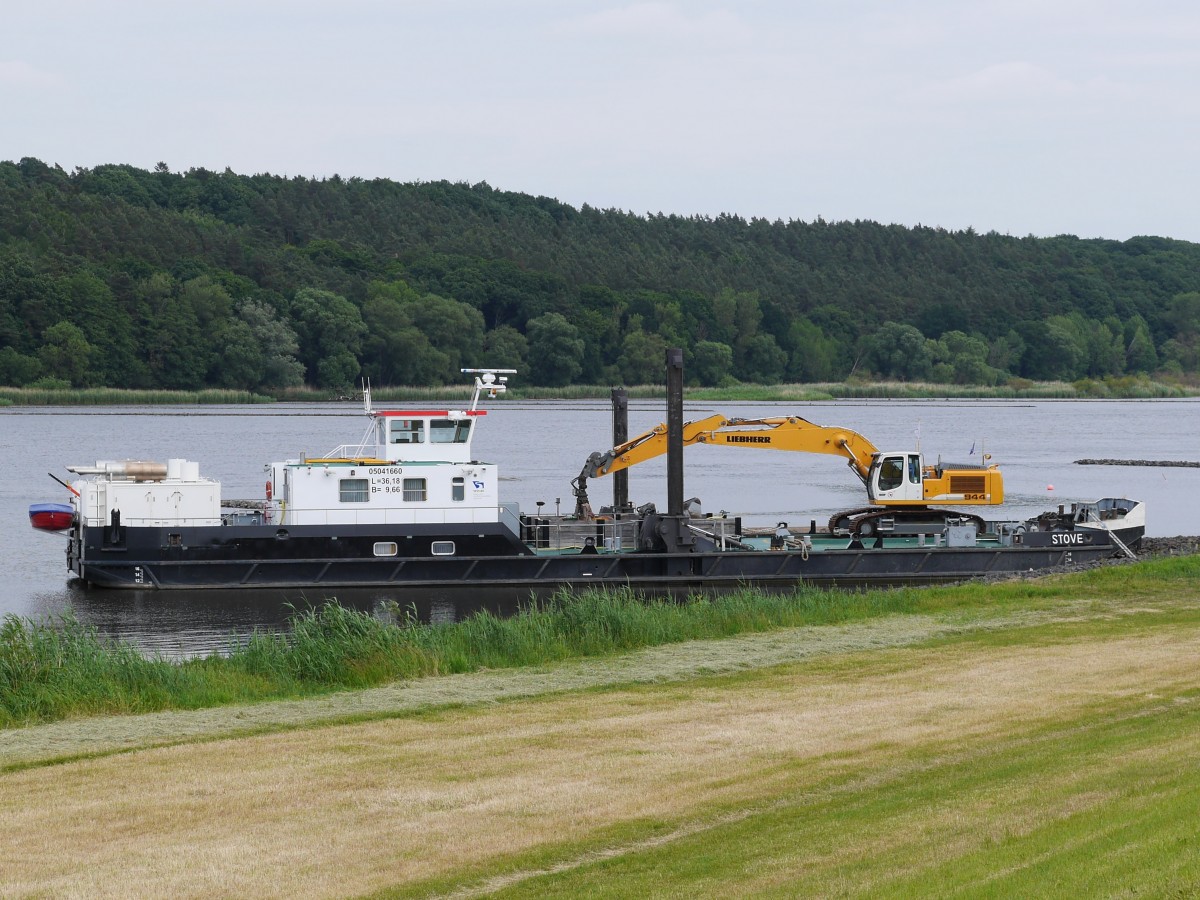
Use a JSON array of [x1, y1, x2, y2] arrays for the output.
[[375, 410, 487, 417]]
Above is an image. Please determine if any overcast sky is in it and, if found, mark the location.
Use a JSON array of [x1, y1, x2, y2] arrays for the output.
[[4, 1, 1198, 242]]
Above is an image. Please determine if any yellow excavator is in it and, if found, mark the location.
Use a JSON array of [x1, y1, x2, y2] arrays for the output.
[[571, 413, 1004, 536]]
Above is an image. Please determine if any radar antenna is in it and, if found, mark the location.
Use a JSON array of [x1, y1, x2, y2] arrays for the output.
[[462, 368, 517, 410]]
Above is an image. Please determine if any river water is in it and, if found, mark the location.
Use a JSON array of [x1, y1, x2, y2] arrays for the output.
[[3, 398, 1197, 654]]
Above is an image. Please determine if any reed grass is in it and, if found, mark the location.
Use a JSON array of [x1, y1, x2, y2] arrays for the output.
[[0, 387, 274, 406], [1, 378, 1193, 406], [0, 585, 906, 726], [3, 555, 1196, 729], [821, 375, 1188, 400], [0, 614, 199, 725], [324, 378, 1196, 404]]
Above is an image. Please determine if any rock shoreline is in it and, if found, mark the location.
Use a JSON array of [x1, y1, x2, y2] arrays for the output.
[[1074, 458, 1200, 467], [969, 535, 1196, 584], [1139, 536, 1200, 556]]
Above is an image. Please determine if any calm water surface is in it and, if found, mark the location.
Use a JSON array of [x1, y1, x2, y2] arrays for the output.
[[3, 398, 1197, 653]]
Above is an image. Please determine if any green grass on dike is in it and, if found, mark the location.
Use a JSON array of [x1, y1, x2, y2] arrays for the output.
[[2, 555, 1197, 729], [375, 557, 1200, 900], [449, 671, 1200, 900]]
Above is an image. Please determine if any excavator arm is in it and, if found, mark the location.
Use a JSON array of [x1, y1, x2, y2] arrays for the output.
[[571, 413, 881, 518]]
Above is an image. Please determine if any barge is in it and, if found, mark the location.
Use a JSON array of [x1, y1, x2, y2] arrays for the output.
[[32, 360, 1142, 595]]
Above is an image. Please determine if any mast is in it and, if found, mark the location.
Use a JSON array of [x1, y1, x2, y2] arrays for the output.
[[666, 348, 684, 518], [612, 387, 629, 512]]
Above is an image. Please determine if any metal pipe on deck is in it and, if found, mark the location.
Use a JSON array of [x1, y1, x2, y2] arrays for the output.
[[66, 460, 169, 481]]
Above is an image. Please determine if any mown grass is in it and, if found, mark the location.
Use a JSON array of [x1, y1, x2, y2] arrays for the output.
[[0, 387, 274, 406], [3, 555, 1198, 728], [465, 672, 1200, 899]]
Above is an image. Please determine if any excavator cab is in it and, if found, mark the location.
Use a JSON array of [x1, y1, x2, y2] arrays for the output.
[[867, 453, 926, 504], [866, 450, 1003, 508]]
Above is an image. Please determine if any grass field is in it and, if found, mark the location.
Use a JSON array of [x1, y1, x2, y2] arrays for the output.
[[1, 559, 1198, 897]]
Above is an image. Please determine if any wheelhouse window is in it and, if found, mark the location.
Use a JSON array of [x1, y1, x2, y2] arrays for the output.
[[431, 541, 456, 556], [373, 542, 398, 557], [403, 477, 427, 501], [430, 419, 472, 444], [389, 419, 424, 444], [339, 478, 369, 503], [452, 476, 465, 502]]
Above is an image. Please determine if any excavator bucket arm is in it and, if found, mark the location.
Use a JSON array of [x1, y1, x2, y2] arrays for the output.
[[571, 413, 729, 518]]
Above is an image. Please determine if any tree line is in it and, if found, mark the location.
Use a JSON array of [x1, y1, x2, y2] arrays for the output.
[[2, 157, 1200, 391]]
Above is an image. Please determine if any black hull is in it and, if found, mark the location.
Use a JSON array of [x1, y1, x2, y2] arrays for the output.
[[1081, 524, 1145, 552], [70, 521, 1123, 595]]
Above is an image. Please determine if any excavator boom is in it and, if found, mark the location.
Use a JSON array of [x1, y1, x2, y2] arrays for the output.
[[692, 416, 878, 483]]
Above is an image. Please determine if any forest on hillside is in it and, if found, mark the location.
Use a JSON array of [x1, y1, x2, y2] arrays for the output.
[[2, 157, 1200, 392]]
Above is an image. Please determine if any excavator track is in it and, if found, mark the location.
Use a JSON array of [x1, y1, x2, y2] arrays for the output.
[[829, 507, 988, 538], [828, 508, 880, 534]]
